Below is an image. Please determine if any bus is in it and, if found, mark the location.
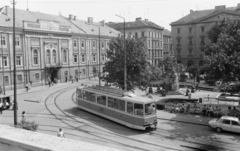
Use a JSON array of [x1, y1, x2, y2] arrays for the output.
[[76, 86, 157, 130]]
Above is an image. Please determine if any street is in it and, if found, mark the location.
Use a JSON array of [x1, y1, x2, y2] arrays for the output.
[[1, 81, 240, 151]]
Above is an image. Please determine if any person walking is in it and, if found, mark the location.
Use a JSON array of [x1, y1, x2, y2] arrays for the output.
[[0, 86, 3, 95], [188, 92, 191, 99], [57, 127, 65, 138], [25, 83, 29, 92], [22, 111, 26, 121]]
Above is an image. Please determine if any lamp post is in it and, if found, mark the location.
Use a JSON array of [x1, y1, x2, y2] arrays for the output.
[[115, 15, 126, 91], [12, 0, 17, 126], [92, 24, 101, 86]]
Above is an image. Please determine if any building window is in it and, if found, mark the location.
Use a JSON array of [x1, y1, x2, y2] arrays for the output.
[[52, 49, 56, 64], [189, 38, 193, 45], [74, 54, 78, 63], [4, 76, 9, 86], [33, 49, 38, 65], [135, 32, 138, 38], [148, 31, 150, 37], [93, 54, 96, 62], [148, 40, 150, 48], [201, 26, 205, 32], [93, 41, 96, 49], [15, 37, 20, 46], [3, 56, 8, 66], [73, 39, 77, 48], [17, 75, 23, 84], [35, 73, 40, 82], [201, 37, 205, 44], [177, 39, 180, 44], [102, 55, 105, 61], [81, 40, 85, 48], [16, 56, 21, 66], [177, 28, 180, 34], [81, 54, 85, 62], [1, 36, 6, 45], [106, 41, 109, 49], [141, 31, 144, 37], [177, 49, 181, 55], [189, 27, 192, 34], [46, 49, 51, 64], [83, 69, 85, 75], [189, 49, 193, 55], [63, 49, 67, 63], [102, 41, 104, 49]]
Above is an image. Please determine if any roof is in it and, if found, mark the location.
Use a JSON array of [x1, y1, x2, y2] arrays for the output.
[[106, 19, 164, 30], [163, 29, 171, 36], [221, 116, 239, 121], [0, 6, 119, 37], [171, 6, 240, 25]]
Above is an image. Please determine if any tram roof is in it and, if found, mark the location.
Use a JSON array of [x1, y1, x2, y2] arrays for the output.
[[79, 86, 154, 104]]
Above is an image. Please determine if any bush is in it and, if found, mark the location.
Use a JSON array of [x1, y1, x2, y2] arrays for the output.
[[17, 120, 39, 131]]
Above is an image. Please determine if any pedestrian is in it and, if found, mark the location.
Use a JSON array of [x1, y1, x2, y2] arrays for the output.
[[28, 82, 31, 90], [48, 80, 51, 87], [188, 92, 191, 99], [22, 111, 26, 121], [186, 88, 189, 96], [0, 86, 3, 95], [207, 94, 210, 101], [0, 101, 3, 114], [25, 83, 29, 92], [72, 78, 74, 83], [65, 77, 68, 82], [57, 127, 65, 138]]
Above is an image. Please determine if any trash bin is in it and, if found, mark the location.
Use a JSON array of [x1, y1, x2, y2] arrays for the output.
[[199, 98, 202, 103]]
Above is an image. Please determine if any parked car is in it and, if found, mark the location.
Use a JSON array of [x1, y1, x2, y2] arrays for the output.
[[209, 116, 240, 133]]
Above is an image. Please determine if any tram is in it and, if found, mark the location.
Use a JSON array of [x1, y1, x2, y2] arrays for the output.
[[76, 86, 157, 130]]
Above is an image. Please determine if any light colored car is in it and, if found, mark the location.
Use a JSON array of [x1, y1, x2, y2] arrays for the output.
[[209, 116, 240, 133]]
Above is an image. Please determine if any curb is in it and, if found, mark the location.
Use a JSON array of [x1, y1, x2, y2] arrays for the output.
[[24, 99, 40, 103]]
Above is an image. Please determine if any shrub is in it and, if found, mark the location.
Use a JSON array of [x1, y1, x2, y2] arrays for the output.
[[17, 120, 39, 131]]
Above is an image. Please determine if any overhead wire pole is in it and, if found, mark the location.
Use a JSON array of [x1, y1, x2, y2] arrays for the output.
[[115, 15, 126, 90], [12, 0, 17, 126]]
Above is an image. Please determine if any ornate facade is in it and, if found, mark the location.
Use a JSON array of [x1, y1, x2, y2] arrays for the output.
[[0, 6, 119, 90]]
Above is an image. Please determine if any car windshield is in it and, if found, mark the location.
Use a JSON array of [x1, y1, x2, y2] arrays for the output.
[[216, 118, 222, 122]]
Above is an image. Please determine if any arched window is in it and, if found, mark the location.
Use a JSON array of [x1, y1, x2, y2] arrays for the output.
[[33, 49, 38, 64], [52, 49, 56, 64], [46, 49, 50, 64], [63, 49, 67, 63]]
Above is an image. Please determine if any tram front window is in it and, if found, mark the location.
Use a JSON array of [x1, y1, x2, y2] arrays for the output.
[[145, 103, 156, 115], [134, 103, 143, 116]]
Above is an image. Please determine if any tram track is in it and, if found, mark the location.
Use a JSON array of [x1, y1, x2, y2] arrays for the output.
[[53, 88, 181, 151]]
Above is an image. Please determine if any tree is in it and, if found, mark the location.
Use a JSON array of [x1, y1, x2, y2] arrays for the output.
[[186, 65, 198, 84], [102, 37, 148, 90], [202, 17, 240, 93]]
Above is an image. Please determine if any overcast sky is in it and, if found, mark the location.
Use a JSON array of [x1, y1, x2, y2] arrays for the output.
[[1, 0, 239, 30]]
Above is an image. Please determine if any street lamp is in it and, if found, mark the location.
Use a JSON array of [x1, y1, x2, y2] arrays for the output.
[[12, 0, 17, 126], [115, 15, 126, 91], [92, 24, 101, 86]]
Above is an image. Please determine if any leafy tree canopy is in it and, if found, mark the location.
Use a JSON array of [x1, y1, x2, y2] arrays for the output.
[[102, 37, 148, 90], [202, 17, 240, 93]]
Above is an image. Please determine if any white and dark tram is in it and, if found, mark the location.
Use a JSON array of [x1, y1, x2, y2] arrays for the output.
[[76, 86, 157, 130]]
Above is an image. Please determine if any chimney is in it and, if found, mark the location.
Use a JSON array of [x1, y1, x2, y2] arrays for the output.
[[190, 9, 194, 14], [5, 6, 9, 16], [145, 19, 148, 21], [69, 14, 73, 20], [136, 17, 142, 21], [88, 17, 93, 24], [73, 16, 77, 20], [215, 5, 226, 11], [237, 3, 240, 10], [101, 20, 105, 26]]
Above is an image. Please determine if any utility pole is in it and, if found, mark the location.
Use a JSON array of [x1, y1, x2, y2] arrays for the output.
[[116, 15, 126, 90]]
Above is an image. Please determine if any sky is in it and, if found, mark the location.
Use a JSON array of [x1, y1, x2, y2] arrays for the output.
[[0, 0, 240, 30]]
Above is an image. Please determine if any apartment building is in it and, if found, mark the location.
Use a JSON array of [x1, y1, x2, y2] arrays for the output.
[[106, 18, 164, 66], [163, 29, 172, 58], [0, 6, 119, 90], [171, 4, 240, 67]]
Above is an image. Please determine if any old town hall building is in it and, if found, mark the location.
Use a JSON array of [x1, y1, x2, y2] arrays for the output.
[[0, 6, 119, 90]]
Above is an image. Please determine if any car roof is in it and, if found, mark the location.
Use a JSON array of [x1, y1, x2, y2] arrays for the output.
[[221, 116, 239, 121]]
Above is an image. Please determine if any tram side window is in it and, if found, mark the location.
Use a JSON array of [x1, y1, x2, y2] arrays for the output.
[[82, 91, 87, 100], [145, 103, 156, 115], [86, 91, 96, 102], [97, 94, 106, 105], [134, 103, 143, 116], [114, 99, 125, 111], [108, 97, 114, 108], [127, 102, 133, 114]]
